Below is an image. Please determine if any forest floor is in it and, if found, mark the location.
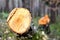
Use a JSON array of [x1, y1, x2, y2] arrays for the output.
[[0, 12, 60, 40]]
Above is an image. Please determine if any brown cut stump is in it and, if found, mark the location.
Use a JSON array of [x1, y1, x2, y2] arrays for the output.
[[7, 8, 32, 35]]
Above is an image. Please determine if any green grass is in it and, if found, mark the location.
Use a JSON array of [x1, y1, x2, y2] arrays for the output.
[[33, 16, 60, 36], [0, 12, 60, 40], [0, 12, 9, 19], [50, 16, 60, 36], [33, 17, 40, 26]]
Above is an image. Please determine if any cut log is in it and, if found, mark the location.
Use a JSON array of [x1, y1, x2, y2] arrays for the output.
[[7, 8, 32, 35], [38, 15, 50, 25]]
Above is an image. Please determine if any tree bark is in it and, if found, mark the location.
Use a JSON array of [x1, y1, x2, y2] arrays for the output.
[[5, 0, 9, 11], [50, 9, 56, 23], [49, 1, 57, 23], [9, 0, 13, 11]]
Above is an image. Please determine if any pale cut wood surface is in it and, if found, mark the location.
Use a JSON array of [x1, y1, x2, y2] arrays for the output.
[[7, 8, 32, 34]]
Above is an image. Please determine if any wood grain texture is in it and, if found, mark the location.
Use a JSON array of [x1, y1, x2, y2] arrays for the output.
[[7, 8, 32, 35]]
